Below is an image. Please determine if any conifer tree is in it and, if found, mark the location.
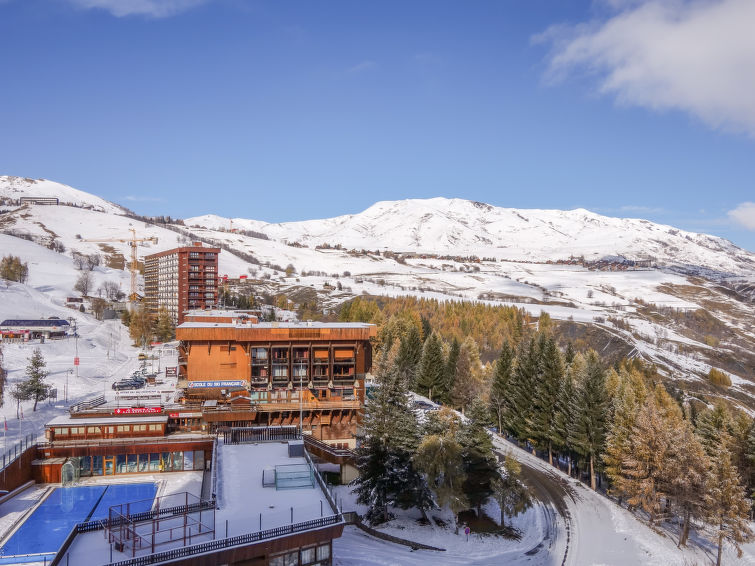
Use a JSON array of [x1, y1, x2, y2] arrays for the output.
[[451, 337, 482, 414], [492, 455, 531, 528], [154, 307, 175, 342], [505, 337, 539, 441], [414, 430, 467, 533], [489, 340, 514, 435], [696, 403, 731, 451], [552, 363, 577, 475], [667, 419, 709, 547], [351, 363, 432, 524], [705, 432, 754, 566], [21, 348, 51, 412], [569, 350, 608, 490], [530, 335, 563, 465], [603, 368, 647, 495], [442, 337, 460, 405], [395, 324, 423, 387], [415, 332, 445, 402], [458, 399, 499, 514], [617, 394, 674, 523]]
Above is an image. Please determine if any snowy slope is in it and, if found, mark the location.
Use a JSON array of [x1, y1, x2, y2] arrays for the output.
[[0, 175, 125, 215], [187, 197, 755, 276]]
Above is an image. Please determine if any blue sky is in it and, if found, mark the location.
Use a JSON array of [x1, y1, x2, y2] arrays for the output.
[[1, 0, 754, 251]]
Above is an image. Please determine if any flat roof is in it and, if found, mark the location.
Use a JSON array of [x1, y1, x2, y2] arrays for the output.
[[178, 321, 374, 329], [47, 414, 169, 426]]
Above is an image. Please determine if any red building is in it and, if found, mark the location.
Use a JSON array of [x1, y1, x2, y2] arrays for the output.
[[144, 242, 220, 325]]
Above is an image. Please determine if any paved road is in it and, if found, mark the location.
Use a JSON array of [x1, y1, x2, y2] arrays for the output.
[[492, 435, 574, 566]]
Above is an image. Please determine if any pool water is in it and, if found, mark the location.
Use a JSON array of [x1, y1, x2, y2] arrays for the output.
[[0, 483, 157, 564]]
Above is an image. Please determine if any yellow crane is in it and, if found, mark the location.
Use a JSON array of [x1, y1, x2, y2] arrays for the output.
[[83, 228, 158, 302]]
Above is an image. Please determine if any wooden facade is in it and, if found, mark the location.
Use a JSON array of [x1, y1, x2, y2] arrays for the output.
[[176, 322, 376, 446]]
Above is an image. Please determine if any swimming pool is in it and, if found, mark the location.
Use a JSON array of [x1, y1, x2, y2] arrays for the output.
[[0, 483, 157, 564]]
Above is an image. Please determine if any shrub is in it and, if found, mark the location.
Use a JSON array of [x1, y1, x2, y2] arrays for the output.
[[707, 368, 731, 387]]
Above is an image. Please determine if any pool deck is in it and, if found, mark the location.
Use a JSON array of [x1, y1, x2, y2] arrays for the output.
[[0, 472, 203, 566]]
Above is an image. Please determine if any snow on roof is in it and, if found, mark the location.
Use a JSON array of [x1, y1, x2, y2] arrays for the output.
[[1, 318, 70, 327], [178, 321, 374, 329], [47, 414, 168, 426]]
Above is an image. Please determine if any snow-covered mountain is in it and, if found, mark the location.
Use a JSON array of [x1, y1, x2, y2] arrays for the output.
[[1, 175, 754, 411], [0, 175, 126, 215], [187, 197, 754, 277]]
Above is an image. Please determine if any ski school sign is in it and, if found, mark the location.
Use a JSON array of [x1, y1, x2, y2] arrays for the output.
[[188, 380, 245, 389], [114, 407, 162, 415]]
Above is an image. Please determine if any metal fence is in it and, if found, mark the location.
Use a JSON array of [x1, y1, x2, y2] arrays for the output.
[[0, 433, 36, 471], [106, 514, 343, 566], [220, 425, 299, 444]]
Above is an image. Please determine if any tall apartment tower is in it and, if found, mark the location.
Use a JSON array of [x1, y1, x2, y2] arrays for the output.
[[144, 242, 220, 325]]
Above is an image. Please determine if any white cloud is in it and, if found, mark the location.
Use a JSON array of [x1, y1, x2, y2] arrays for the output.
[[347, 60, 376, 74], [535, 0, 755, 136], [728, 202, 755, 230], [67, 0, 209, 18]]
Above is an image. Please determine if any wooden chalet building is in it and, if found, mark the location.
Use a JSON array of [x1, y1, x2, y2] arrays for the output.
[[176, 319, 376, 447]]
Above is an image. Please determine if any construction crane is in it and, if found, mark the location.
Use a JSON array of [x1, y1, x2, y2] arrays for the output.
[[83, 228, 158, 302]]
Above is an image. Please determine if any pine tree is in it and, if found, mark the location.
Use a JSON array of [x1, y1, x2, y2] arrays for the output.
[[489, 341, 514, 435], [617, 394, 673, 523], [492, 456, 531, 528], [395, 324, 423, 388], [667, 419, 709, 547], [21, 348, 51, 412], [705, 433, 754, 566], [458, 399, 499, 514], [415, 332, 445, 402], [530, 335, 563, 465], [552, 363, 577, 475], [414, 431, 467, 533], [451, 337, 482, 414], [154, 307, 175, 342], [696, 403, 732, 456], [505, 337, 538, 441], [442, 337, 460, 405], [569, 350, 608, 490], [129, 304, 155, 348], [351, 363, 432, 524], [603, 368, 647, 496]]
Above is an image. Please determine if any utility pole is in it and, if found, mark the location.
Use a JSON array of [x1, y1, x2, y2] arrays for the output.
[[68, 318, 79, 379]]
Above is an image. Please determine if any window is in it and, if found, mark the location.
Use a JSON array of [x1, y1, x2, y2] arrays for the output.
[[317, 544, 331, 561], [149, 424, 161, 431], [92, 455, 103, 476], [70, 427, 85, 435], [150, 453, 160, 472], [301, 547, 316, 564], [116, 454, 127, 473], [133, 424, 147, 432], [117, 425, 130, 432], [54, 427, 67, 435], [127, 454, 138, 472]]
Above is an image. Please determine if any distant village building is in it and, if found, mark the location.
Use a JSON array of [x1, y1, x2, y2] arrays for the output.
[[0, 318, 70, 340], [144, 242, 220, 325], [19, 196, 59, 205]]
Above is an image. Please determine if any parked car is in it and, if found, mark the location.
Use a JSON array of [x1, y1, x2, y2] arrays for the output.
[[138, 352, 148, 361]]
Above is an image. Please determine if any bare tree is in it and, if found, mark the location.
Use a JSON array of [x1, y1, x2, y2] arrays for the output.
[[71, 252, 87, 270], [86, 253, 101, 271], [101, 280, 122, 301], [74, 271, 93, 296]]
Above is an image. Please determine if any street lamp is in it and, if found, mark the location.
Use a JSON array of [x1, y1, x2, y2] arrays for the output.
[[68, 317, 79, 379], [66, 369, 72, 404]]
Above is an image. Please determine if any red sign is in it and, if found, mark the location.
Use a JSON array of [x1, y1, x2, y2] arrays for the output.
[[114, 407, 162, 415], [74, 357, 80, 366], [169, 413, 179, 418], [239, 275, 247, 279], [166, 367, 177, 377]]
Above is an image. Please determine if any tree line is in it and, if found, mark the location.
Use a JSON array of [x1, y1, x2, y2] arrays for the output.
[[344, 299, 754, 564]]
